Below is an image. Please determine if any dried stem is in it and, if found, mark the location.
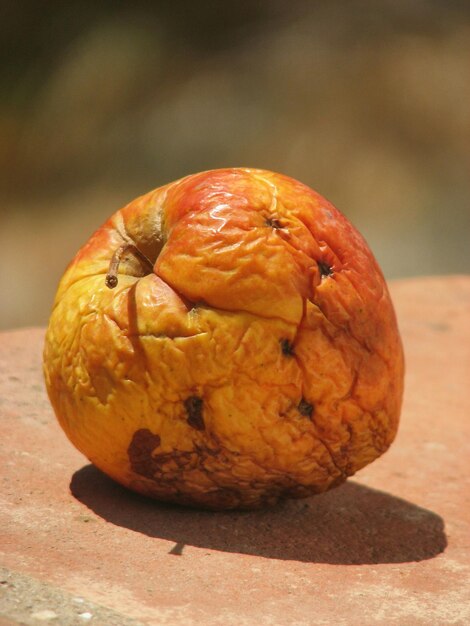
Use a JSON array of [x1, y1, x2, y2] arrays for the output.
[[105, 243, 154, 289]]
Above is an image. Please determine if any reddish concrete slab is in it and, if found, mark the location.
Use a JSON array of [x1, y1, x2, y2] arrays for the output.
[[1, 276, 470, 625]]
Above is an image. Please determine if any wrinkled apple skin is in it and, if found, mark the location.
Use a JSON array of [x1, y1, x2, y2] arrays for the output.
[[43, 168, 404, 509]]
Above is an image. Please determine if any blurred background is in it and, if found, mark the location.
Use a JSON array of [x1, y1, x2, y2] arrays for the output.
[[1, 0, 469, 330]]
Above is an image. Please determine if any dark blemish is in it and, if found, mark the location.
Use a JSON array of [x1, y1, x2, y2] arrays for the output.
[[189, 299, 207, 312], [318, 260, 333, 278], [128, 431, 202, 481], [280, 338, 295, 357], [128, 428, 161, 477], [298, 398, 314, 418], [265, 217, 284, 229], [185, 396, 205, 431]]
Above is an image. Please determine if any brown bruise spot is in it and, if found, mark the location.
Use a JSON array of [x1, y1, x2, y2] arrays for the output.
[[128, 429, 161, 477], [265, 217, 284, 229], [317, 260, 333, 278], [184, 396, 205, 431], [280, 338, 295, 357], [298, 398, 314, 418], [128, 434, 201, 483]]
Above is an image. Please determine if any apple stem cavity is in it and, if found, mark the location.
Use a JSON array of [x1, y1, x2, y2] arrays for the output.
[[105, 243, 154, 289]]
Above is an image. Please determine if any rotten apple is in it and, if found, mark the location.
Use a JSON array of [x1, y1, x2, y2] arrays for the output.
[[43, 168, 404, 509]]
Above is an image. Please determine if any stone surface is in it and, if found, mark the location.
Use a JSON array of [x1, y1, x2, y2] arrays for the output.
[[1, 276, 469, 625]]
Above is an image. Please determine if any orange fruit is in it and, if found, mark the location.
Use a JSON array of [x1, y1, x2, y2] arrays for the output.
[[43, 168, 404, 509]]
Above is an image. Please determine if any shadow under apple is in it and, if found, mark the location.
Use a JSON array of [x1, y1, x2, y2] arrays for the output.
[[70, 464, 446, 565]]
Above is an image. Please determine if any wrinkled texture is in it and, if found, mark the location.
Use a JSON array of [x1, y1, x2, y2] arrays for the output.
[[43, 168, 404, 509]]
